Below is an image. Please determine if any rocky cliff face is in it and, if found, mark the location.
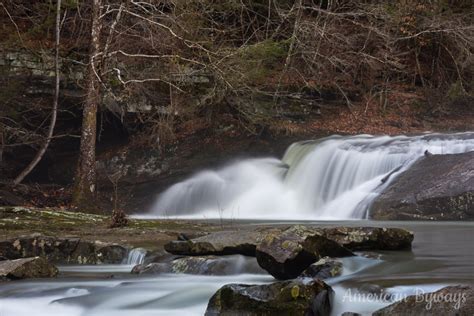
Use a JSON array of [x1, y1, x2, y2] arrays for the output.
[[371, 152, 474, 220]]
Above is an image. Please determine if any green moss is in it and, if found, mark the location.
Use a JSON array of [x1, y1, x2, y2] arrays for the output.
[[447, 80, 467, 100]]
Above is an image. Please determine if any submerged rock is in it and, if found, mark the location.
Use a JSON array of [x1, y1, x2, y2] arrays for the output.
[[371, 152, 474, 220], [0, 257, 58, 280], [256, 225, 353, 280], [0, 234, 128, 264], [132, 255, 265, 275], [373, 285, 474, 316], [205, 278, 333, 316], [299, 257, 343, 279]]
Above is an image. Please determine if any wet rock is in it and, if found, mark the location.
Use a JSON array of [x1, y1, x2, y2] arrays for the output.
[[321, 227, 414, 251], [205, 278, 333, 316], [0, 235, 128, 264], [143, 249, 177, 264], [299, 257, 343, 279], [165, 226, 413, 259], [165, 229, 274, 256], [96, 243, 128, 264], [256, 225, 354, 280], [132, 255, 266, 275], [0, 257, 58, 280], [373, 285, 474, 316], [341, 313, 361, 316], [371, 152, 474, 220]]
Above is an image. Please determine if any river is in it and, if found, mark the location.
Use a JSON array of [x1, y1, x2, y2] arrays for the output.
[[1, 220, 473, 316]]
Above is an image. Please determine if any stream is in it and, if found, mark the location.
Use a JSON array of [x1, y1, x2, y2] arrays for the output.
[[1, 221, 473, 316]]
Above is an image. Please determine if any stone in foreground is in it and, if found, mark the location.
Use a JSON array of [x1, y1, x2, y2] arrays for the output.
[[0, 257, 58, 280], [373, 285, 474, 316], [205, 278, 333, 316], [371, 152, 474, 220], [256, 225, 354, 280]]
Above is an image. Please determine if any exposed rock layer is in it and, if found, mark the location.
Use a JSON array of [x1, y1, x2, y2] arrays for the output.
[[371, 152, 474, 220], [0, 234, 127, 264]]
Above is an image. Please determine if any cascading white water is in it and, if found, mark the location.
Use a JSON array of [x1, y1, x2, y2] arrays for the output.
[[125, 248, 147, 265], [148, 133, 474, 220]]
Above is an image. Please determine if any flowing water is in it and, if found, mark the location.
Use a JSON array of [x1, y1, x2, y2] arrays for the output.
[[149, 132, 474, 220], [125, 248, 147, 266], [2, 132, 474, 315], [1, 221, 473, 316]]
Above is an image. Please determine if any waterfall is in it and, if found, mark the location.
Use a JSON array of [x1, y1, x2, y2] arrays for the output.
[[149, 133, 474, 220], [125, 248, 147, 265]]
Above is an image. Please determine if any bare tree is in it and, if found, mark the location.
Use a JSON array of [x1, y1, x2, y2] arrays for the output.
[[12, 0, 62, 186]]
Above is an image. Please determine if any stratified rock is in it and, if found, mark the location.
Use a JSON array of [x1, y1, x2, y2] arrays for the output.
[[322, 227, 413, 250], [0, 257, 58, 280], [165, 229, 276, 256], [371, 152, 474, 220], [205, 278, 333, 316], [0, 234, 128, 264], [165, 226, 413, 258], [132, 255, 265, 276], [256, 225, 353, 280], [299, 257, 343, 279], [373, 285, 474, 316]]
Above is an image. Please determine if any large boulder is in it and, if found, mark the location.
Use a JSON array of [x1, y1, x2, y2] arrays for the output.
[[165, 226, 413, 257], [256, 225, 354, 280], [132, 255, 265, 276], [371, 152, 474, 220], [373, 285, 474, 316], [205, 278, 333, 316], [0, 257, 58, 280], [0, 234, 128, 264]]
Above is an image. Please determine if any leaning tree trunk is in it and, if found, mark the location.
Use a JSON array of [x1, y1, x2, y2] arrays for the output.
[[12, 0, 61, 186], [73, 0, 102, 210]]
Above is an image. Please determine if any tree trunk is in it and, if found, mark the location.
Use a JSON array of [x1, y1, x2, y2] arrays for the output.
[[73, 0, 102, 210], [12, 0, 61, 186]]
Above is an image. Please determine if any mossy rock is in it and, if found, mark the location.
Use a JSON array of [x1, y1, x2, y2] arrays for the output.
[[205, 278, 333, 316]]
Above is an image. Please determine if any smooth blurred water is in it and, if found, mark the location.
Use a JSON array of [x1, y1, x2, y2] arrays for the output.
[[1, 221, 473, 316], [147, 133, 474, 220], [125, 248, 147, 266]]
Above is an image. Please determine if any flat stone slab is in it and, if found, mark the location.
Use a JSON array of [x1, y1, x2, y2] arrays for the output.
[[164, 226, 413, 257]]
